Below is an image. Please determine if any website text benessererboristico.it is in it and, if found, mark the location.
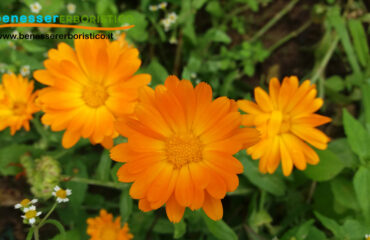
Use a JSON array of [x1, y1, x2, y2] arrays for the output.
[[0, 32, 114, 40]]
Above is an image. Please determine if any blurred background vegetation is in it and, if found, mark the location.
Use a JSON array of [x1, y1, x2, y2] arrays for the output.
[[0, 0, 369, 239]]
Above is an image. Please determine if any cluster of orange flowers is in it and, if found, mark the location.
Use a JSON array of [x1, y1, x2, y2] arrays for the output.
[[1, 34, 331, 227]]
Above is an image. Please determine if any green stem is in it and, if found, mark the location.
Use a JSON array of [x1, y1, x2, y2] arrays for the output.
[[250, 0, 300, 42], [31, 117, 48, 142], [311, 35, 339, 84], [268, 20, 312, 52], [61, 175, 128, 189], [38, 202, 57, 228], [34, 227, 39, 240]]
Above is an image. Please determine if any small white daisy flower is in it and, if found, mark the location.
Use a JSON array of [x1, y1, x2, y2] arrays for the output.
[[161, 18, 171, 32], [149, 5, 158, 12], [20, 65, 30, 77], [113, 30, 121, 40], [66, 3, 76, 14], [167, 12, 178, 24], [14, 198, 38, 209], [158, 2, 167, 10], [22, 205, 41, 225], [30, 2, 42, 14], [365, 234, 370, 240], [52, 186, 72, 203], [7, 41, 16, 50], [190, 72, 197, 79], [12, 30, 19, 39]]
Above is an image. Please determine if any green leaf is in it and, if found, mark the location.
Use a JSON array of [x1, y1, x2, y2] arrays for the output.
[[342, 109, 370, 159], [314, 211, 344, 237], [174, 219, 186, 239], [348, 19, 369, 67], [325, 75, 345, 92], [141, 59, 168, 86], [96, 0, 117, 15], [118, 11, 148, 42], [353, 166, 370, 221], [362, 84, 370, 126], [305, 226, 327, 240], [238, 151, 286, 196], [202, 212, 238, 240], [220, 70, 238, 96], [110, 162, 123, 182], [304, 149, 344, 181], [153, 218, 174, 234], [206, 1, 224, 17], [41, 219, 66, 240], [327, 6, 361, 77], [205, 28, 231, 44], [280, 219, 314, 240], [119, 188, 133, 223], [52, 230, 80, 240], [330, 177, 359, 211], [0, 144, 30, 176], [328, 138, 358, 168], [66, 161, 88, 212], [95, 150, 111, 181], [21, 42, 47, 53], [342, 219, 370, 239]]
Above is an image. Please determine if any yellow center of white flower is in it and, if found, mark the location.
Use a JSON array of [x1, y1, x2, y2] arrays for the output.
[[82, 83, 108, 108], [25, 210, 37, 219], [166, 133, 203, 168], [56, 189, 67, 199], [20, 199, 30, 207]]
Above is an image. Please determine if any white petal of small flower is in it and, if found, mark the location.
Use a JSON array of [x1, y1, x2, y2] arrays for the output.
[[30, 2, 42, 14], [67, 3, 76, 14], [54, 186, 61, 191], [29, 218, 35, 224], [158, 2, 167, 9], [36, 211, 42, 216], [31, 199, 38, 204], [56, 198, 63, 203], [52, 192, 56, 196], [63, 198, 69, 202], [149, 5, 158, 11], [66, 189, 72, 195], [23, 207, 29, 212], [168, 12, 178, 24], [29, 205, 36, 211], [15, 203, 22, 209]]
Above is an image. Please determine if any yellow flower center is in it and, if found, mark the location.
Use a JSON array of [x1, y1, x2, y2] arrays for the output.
[[279, 114, 291, 134], [56, 189, 67, 199], [13, 102, 26, 115], [82, 83, 108, 108], [100, 226, 117, 240], [25, 210, 37, 219], [166, 133, 203, 168], [20, 199, 30, 207]]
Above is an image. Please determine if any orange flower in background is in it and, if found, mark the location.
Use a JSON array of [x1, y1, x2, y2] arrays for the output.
[[238, 76, 331, 176], [34, 34, 150, 149], [0, 73, 39, 135], [110, 76, 259, 222], [87, 209, 133, 240]]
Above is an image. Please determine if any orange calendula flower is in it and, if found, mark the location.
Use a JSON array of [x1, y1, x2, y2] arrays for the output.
[[110, 76, 259, 222], [34, 34, 151, 149], [238, 76, 331, 176], [0, 73, 39, 135], [87, 209, 133, 240]]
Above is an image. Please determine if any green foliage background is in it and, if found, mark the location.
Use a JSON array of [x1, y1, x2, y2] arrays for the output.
[[0, 0, 369, 239]]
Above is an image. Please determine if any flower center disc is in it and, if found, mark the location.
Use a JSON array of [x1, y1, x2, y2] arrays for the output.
[[166, 134, 203, 168], [20, 198, 30, 207], [82, 84, 108, 108], [100, 226, 117, 240], [56, 189, 67, 199], [13, 102, 26, 115], [25, 210, 37, 219]]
